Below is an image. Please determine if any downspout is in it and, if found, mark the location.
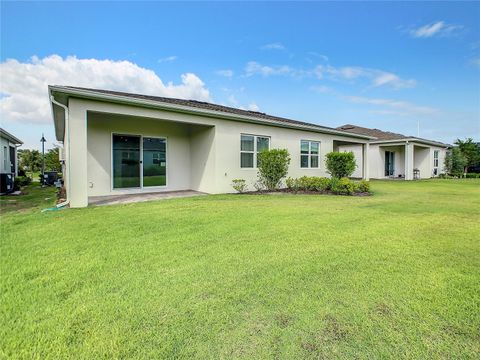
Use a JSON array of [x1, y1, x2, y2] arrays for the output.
[[50, 96, 70, 208]]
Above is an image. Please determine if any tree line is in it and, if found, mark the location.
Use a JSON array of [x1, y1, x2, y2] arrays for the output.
[[17, 147, 62, 175], [444, 138, 480, 176]]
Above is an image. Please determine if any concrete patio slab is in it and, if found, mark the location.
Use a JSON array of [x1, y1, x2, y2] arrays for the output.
[[89, 190, 206, 206]]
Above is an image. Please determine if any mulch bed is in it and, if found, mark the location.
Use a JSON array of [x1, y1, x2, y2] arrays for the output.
[[237, 189, 372, 196]]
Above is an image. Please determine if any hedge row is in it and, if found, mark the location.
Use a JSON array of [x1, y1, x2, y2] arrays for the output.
[[286, 176, 370, 195]]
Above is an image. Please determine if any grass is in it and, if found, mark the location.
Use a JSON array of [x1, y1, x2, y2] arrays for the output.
[[1, 180, 479, 359], [0, 183, 57, 215]]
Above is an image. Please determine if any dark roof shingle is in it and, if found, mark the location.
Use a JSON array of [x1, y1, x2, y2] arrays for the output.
[[337, 124, 448, 147], [54, 86, 371, 138]]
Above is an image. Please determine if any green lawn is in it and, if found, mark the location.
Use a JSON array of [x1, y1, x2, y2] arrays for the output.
[[1, 180, 479, 359]]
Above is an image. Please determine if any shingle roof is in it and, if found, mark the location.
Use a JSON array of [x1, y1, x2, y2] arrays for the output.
[[337, 124, 409, 141], [337, 124, 449, 147], [52, 86, 371, 139]]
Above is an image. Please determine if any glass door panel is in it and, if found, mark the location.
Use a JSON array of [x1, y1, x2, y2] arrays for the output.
[[143, 137, 166, 187], [113, 135, 140, 188]]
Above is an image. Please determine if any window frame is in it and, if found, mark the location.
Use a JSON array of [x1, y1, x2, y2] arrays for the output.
[[240, 134, 271, 169], [300, 140, 320, 169], [433, 150, 439, 168]]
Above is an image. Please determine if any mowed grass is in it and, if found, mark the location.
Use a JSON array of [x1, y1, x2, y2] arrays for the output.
[[1, 180, 479, 359]]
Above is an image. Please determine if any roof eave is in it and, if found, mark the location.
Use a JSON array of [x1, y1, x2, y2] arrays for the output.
[[48, 85, 374, 140], [0, 128, 23, 145], [371, 138, 450, 147]]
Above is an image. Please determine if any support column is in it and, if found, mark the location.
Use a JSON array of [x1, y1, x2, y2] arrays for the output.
[[362, 143, 370, 180], [68, 100, 89, 207], [404, 142, 414, 180]]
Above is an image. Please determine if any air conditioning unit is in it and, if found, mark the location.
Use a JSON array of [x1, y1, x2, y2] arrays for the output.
[[0, 173, 14, 194]]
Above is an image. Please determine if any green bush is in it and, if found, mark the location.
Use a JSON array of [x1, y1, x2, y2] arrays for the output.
[[355, 180, 370, 193], [297, 176, 312, 191], [14, 176, 32, 190], [231, 179, 247, 193], [330, 177, 355, 195], [465, 173, 480, 178], [325, 152, 356, 178], [312, 177, 331, 192], [257, 149, 291, 190], [285, 177, 300, 192]]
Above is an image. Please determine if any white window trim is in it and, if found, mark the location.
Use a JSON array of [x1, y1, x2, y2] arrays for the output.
[[240, 134, 271, 169], [433, 150, 439, 168], [300, 140, 320, 169]]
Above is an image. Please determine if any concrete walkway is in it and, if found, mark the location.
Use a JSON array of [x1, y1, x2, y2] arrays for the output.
[[89, 190, 206, 206]]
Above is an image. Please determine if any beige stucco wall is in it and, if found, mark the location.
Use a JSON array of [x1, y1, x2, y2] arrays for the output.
[[65, 98, 369, 207], [336, 144, 364, 178]]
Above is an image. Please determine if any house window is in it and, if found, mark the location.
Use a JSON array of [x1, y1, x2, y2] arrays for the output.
[[433, 150, 439, 175], [3, 146, 7, 171], [240, 134, 270, 168], [300, 140, 319, 168]]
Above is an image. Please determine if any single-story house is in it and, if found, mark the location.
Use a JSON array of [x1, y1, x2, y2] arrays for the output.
[[48, 86, 373, 208], [0, 128, 23, 194], [336, 124, 449, 180]]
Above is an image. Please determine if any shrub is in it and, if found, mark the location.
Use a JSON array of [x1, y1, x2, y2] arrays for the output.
[[444, 147, 466, 177], [297, 176, 312, 191], [465, 173, 480, 178], [330, 177, 355, 195], [312, 177, 331, 192], [257, 149, 291, 190], [14, 176, 32, 190], [231, 179, 247, 193], [285, 177, 300, 193], [325, 152, 356, 178], [355, 180, 370, 193]]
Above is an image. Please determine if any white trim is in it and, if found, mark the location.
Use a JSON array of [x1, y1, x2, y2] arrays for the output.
[[300, 140, 320, 169], [372, 138, 449, 148], [240, 133, 271, 169], [110, 132, 168, 192]]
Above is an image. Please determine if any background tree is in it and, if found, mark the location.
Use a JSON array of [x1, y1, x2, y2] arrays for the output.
[[18, 149, 41, 175], [325, 152, 356, 178], [454, 138, 480, 173], [444, 147, 466, 177], [257, 149, 291, 190], [44, 147, 62, 172]]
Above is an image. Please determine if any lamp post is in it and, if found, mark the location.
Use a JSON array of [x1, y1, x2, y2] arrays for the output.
[[40, 134, 46, 185]]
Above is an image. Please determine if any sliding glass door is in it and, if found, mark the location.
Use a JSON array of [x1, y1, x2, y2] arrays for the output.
[[113, 135, 141, 188], [385, 151, 395, 176], [143, 137, 167, 187], [112, 134, 167, 189]]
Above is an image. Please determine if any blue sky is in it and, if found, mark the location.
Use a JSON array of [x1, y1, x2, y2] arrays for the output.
[[1, 1, 479, 149]]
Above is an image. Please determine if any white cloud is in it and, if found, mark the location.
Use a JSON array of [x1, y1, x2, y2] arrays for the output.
[[307, 52, 329, 62], [245, 61, 296, 77], [158, 55, 178, 63], [247, 103, 260, 112], [409, 21, 463, 38], [261, 42, 285, 50], [315, 65, 415, 89], [0, 55, 211, 125], [345, 95, 439, 116], [372, 72, 416, 89], [216, 69, 234, 78]]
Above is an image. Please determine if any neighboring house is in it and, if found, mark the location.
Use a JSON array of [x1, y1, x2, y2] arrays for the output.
[[48, 86, 373, 208], [0, 128, 23, 194], [336, 124, 449, 180]]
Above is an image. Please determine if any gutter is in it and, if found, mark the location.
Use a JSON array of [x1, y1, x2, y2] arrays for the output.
[[50, 95, 70, 208], [48, 85, 374, 140]]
